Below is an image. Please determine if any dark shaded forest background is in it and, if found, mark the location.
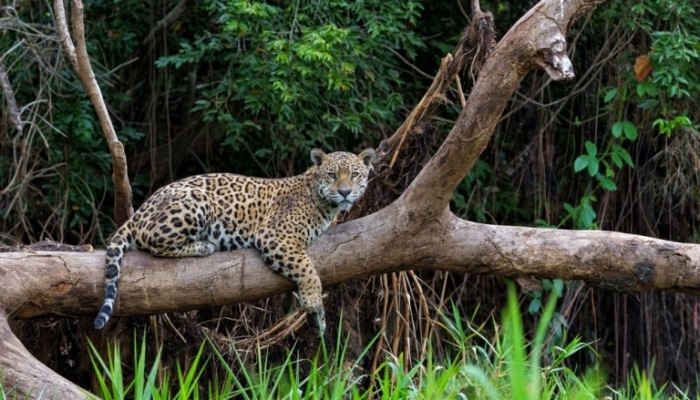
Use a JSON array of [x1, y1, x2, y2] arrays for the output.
[[1, 0, 700, 392]]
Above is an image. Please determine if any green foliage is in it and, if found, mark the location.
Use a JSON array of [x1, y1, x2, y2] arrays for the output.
[[88, 334, 162, 400], [156, 0, 424, 172], [9, 288, 684, 399], [630, 0, 700, 99], [498, 281, 594, 399], [572, 126, 636, 194], [563, 195, 598, 229], [527, 279, 563, 315], [630, 0, 699, 136], [382, 282, 605, 399], [569, 85, 639, 229], [448, 0, 699, 236], [607, 363, 700, 399]]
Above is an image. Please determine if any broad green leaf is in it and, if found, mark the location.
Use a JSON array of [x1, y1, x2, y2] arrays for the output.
[[618, 148, 634, 168], [574, 155, 589, 173], [612, 122, 623, 138], [580, 202, 597, 228], [597, 174, 618, 191], [611, 152, 623, 168], [621, 121, 638, 141], [528, 297, 542, 314], [674, 115, 692, 126], [587, 156, 599, 177], [605, 164, 615, 178], [585, 141, 597, 157], [542, 279, 552, 290], [604, 88, 618, 103], [553, 279, 564, 296], [564, 203, 576, 215]]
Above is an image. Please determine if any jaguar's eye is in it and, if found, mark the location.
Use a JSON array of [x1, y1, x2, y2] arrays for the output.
[[351, 171, 359, 178], [328, 172, 337, 179]]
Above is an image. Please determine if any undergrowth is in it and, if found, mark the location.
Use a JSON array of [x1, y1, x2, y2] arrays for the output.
[[3, 282, 695, 399]]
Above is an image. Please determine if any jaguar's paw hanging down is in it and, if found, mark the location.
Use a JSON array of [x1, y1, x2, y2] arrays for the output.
[[94, 148, 375, 336]]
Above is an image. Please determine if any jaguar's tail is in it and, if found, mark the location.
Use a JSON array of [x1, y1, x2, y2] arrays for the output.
[[93, 224, 133, 329]]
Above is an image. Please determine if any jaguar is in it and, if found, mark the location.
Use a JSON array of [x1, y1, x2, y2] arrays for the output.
[[93, 148, 375, 335]]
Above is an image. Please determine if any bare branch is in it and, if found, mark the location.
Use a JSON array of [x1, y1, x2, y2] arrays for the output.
[[383, 7, 495, 154], [59, 0, 134, 225], [52, 0, 78, 70], [52, 0, 134, 225], [0, 60, 22, 133]]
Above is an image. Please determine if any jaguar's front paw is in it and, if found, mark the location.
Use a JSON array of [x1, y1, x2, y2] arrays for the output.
[[306, 307, 326, 337]]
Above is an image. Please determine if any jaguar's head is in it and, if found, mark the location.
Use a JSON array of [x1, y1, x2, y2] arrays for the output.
[[311, 148, 376, 211]]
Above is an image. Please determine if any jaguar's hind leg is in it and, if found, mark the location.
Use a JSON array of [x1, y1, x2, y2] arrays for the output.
[[133, 188, 218, 257]]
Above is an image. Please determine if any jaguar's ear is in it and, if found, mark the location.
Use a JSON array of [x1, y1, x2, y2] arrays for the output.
[[310, 148, 328, 167], [358, 148, 376, 168]]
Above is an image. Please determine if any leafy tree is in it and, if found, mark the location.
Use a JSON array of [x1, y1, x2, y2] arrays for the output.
[[156, 0, 424, 174]]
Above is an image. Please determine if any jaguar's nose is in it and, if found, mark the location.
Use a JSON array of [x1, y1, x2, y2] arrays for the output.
[[337, 188, 352, 198]]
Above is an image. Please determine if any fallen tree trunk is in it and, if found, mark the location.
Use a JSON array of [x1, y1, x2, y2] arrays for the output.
[[3, 212, 700, 322]]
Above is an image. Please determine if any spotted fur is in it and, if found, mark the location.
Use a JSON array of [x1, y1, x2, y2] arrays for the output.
[[93, 148, 375, 335]]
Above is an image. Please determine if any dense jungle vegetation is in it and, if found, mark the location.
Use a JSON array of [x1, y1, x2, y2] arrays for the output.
[[1, 0, 700, 397]]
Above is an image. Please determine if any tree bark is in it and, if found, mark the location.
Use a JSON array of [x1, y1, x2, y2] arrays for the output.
[[0, 310, 93, 399], [3, 0, 670, 397]]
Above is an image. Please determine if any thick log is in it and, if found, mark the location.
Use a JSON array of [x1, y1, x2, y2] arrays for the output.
[[3, 210, 700, 322], [0, 310, 92, 399]]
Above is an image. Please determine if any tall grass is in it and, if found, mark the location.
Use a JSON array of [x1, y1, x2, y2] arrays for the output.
[[3, 283, 695, 399]]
